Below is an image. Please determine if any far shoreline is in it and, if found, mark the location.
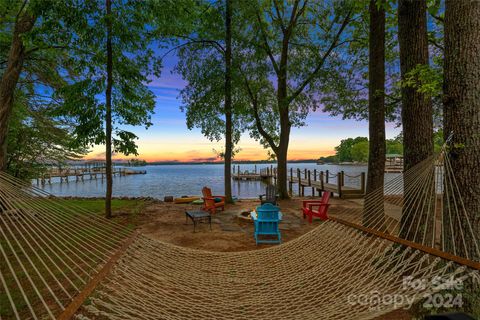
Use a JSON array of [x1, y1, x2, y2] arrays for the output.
[[114, 159, 338, 166]]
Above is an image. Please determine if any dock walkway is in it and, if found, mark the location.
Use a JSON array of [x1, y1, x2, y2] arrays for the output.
[[286, 168, 365, 199], [232, 165, 275, 181], [37, 167, 146, 185], [232, 165, 366, 199]]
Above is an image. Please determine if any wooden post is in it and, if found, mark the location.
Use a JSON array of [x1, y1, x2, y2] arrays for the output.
[[319, 171, 324, 196], [297, 168, 301, 196], [289, 167, 293, 194], [308, 170, 314, 196], [326, 170, 329, 183], [233, 165, 235, 174], [360, 172, 366, 194], [254, 165, 257, 173], [337, 174, 342, 198], [341, 171, 345, 186], [313, 169, 317, 181]]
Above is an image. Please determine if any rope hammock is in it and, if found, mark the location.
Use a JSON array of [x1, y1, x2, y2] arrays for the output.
[[0, 149, 479, 320]]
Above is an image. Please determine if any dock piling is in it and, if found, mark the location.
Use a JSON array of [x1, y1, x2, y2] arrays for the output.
[[337, 174, 342, 197]]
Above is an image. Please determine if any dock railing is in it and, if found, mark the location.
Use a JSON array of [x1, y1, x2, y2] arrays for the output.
[[287, 168, 366, 199]]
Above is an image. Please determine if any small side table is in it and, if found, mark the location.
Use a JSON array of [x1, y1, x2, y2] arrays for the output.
[[185, 210, 212, 232]]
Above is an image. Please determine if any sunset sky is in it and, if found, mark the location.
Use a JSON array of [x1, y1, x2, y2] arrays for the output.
[[86, 55, 401, 163]]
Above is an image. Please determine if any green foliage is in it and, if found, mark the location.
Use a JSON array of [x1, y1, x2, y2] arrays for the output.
[[0, 0, 97, 178], [318, 155, 338, 163], [322, 0, 401, 123], [171, 0, 246, 152], [335, 137, 369, 162], [351, 140, 369, 162], [386, 138, 403, 155], [55, 0, 158, 156], [127, 159, 147, 166], [334, 136, 405, 163], [402, 64, 442, 97], [6, 95, 86, 179], [235, 0, 358, 147]]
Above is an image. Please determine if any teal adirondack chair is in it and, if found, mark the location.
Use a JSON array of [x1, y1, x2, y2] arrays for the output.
[[251, 203, 282, 245]]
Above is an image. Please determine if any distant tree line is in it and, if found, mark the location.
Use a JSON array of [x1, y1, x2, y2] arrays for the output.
[[318, 136, 403, 164], [127, 159, 147, 167], [321, 131, 445, 164]]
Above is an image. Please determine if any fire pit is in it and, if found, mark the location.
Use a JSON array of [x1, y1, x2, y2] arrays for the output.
[[236, 210, 254, 223]]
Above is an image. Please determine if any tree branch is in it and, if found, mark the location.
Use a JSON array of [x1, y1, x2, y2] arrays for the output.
[[171, 34, 225, 53], [254, 7, 280, 74], [15, 0, 28, 21], [288, 10, 352, 103], [251, 94, 279, 153], [428, 37, 444, 51], [287, 0, 307, 35], [430, 13, 444, 24], [237, 68, 279, 152], [272, 0, 285, 34], [25, 45, 70, 56], [161, 39, 225, 59]]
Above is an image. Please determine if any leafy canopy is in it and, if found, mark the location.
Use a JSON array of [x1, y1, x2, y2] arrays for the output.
[[55, 0, 159, 156]]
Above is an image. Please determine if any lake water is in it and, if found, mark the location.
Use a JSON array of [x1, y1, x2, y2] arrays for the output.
[[37, 163, 394, 199]]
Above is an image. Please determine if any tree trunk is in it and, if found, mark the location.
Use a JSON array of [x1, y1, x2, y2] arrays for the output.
[[444, 0, 480, 262], [275, 31, 291, 199], [105, 0, 113, 218], [398, 0, 433, 171], [275, 92, 291, 199], [398, 0, 433, 240], [275, 142, 289, 199], [224, 0, 233, 203], [0, 14, 36, 171], [363, 0, 386, 228]]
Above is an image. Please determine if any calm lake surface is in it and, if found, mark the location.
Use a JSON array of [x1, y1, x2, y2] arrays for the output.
[[37, 163, 398, 199]]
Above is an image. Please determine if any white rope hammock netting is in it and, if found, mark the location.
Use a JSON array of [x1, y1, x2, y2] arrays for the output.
[[0, 150, 479, 320]]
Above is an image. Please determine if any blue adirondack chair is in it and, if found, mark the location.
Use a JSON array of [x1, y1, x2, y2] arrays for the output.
[[251, 203, 282, 245]]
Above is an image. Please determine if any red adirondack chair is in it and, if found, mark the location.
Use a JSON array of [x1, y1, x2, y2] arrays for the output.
[[202, 187, 225, 214], [302, 192, 331, 223]]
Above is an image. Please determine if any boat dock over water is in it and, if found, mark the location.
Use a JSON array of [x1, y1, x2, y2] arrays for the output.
[[232, 165, 275, 181], [286, 168, 365, 199], [233, 165, 366, 199], [36, 167, 146, 185]]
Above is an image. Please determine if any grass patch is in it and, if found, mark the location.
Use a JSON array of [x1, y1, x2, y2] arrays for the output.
[[64, 199, 146, 215]]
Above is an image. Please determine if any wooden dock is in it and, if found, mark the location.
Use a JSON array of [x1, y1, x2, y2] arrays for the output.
[[232, 165, 275, 181], [286, 168, 365, 199], [231, 164, 365, 199], [36, 167, 146, 185], [384, 165, 403, 173]]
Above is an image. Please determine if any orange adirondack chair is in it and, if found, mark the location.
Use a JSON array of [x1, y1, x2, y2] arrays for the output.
[[302, 192, 330, 223], [202, 187, 225, 214]]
